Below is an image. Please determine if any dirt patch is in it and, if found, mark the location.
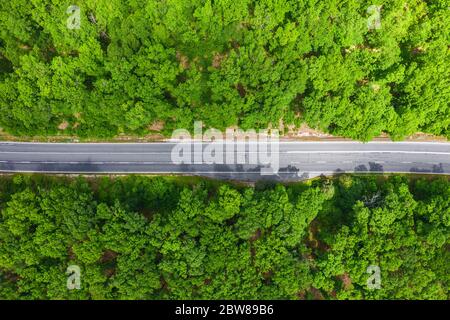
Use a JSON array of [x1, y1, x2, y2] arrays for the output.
[[68, 247, 76, 260], [344, 45, 381, 54], [236, 83, 246, 98], [358, 78, 369, 86], [160, 275, 170, 292], [404, 132, 447, 142], [337, 273, 352, 290], [58, 121, 69, 130], [212, 52, 227, 68], [2, 270, 20, 282], [286, 123, 334, 139], [277, 118, 285, 133], [103, 267, 116, 278], [100, 249, 118, 264], [250, 229, 262, 242], [309, 287, 324, 300], [306, 221, 330, 252], [412, 46, 425, 55], [148, 120, 165, 132], [176, 51, 190, 70], [262, 270, 273, 284], [1, 120, 448, 144]]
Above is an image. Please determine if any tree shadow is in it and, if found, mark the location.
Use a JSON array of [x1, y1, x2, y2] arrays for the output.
[[369, 162, 384, 172], [354, 164, 368, 172]]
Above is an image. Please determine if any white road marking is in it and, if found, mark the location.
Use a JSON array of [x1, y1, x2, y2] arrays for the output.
[[1, 141, 449, 145], [0, 170, 447, 176], [286, 151, 450, 155], [1, 151, 450, 155]]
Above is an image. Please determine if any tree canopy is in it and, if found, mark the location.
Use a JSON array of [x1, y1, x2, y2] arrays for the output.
[[0, 1, 448, 140], [0, 174, 448, 299]]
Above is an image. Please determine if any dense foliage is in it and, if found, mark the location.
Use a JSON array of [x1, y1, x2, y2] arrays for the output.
[[0, 175, 448, 299], [0, 1, 449, 140]]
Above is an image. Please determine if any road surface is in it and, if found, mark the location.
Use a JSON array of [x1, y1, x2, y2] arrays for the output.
[[0, 141, 449, 181]]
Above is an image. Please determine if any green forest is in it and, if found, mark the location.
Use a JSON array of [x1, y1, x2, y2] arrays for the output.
[[0, 174, 448, 299], [0, 0, 449, 140]]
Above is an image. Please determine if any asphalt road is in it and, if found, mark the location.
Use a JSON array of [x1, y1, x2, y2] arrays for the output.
[[0, 141, 449, 181]]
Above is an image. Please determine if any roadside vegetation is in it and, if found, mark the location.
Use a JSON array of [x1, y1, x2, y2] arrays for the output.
[[0, 0, 449, 140], [0, 174, 448, 299]]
